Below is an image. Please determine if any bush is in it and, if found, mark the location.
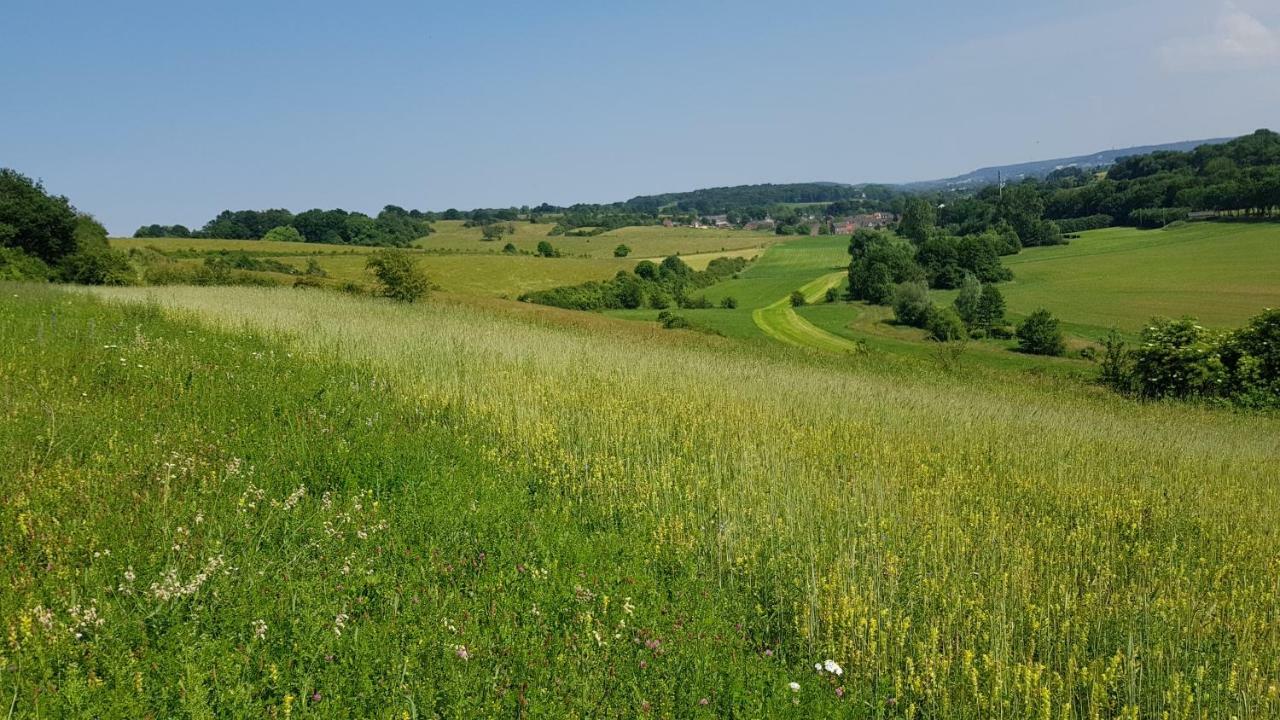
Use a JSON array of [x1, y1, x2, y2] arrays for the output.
[[366, 249, 430, 302], [1016, 309, 1065, 356], [262, 225, 305, 243], [536, 241, 559, 258], [656, 311, 691, 329], [926, 306, 967, 342], [502, 242, 518, 254], [613, 244, 631, 258], [58, 248, 135, 285], [789, 290, 806, 307], [0, 246, 52, 281], [720, 296, 738, 309], [825, 287, 839, 303], [891, 282, 933, 328]]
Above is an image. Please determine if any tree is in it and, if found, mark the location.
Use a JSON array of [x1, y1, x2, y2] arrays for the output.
[[974, 284, 1006, 332], [790, 290, 806, 307], [0, 168, 79, 264], [366, 249, 430, 302], [481, 223, 511, 242], [502, 242, 517, 254], [1016, 309, 1065, 356], [262, 225, 305, 243], [634, 260, 659, 280], [926, 306, 966, 341], [720, 296, 738, 309], [899, 197, 936, 243], [536, 240, 559, 258], [58, 247, 135, 285], [613, 244, 631, 258], [847, 229, 923, 304], [953, 274, 981, 326]]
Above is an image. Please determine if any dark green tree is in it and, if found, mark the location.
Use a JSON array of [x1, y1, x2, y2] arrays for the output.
[[1016, 309, 1065, 356], [366, 250, 430, 302]]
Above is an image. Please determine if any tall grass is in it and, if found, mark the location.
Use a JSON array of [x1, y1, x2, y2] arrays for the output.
[[5, 283, 1279, 717]]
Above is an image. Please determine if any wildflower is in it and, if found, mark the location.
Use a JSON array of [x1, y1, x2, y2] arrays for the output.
[[622, 597, 635, 615], [252, 619, 267, 641], [698, 697, 709, 706], [763, 649, 773, 657], [823, 659, 843, 676], [835, 687, 845, 699], [333, 612, 349, 637], [455, 644, 471, 661], [788, 681, 800, 692], [310, 691, 321, 703]]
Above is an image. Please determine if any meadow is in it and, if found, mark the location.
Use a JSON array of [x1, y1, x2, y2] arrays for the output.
[[4, 281, 1278, 717], [415, 221, 775, 260], [991, 222, 1280, 337]]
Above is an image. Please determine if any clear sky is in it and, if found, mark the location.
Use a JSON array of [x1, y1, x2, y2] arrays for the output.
[[3, 0, 1278, 234]]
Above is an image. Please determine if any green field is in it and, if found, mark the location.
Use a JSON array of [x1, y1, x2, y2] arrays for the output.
[[993, 222, 1280, 336], [5, 282, 1278, 717], [416, 221, 774, 260]]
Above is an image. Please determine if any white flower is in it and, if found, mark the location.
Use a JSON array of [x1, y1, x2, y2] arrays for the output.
[[251, 619, 267, 640], [788, 681, 800, 692], [823, 659, 844, 676]]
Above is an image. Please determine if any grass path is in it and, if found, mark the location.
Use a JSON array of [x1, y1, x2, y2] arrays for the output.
[[752, 272, 862, 352]]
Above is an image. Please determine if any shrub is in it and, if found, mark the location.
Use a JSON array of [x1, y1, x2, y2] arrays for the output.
[[0, 246, 52, 281], [502, 242, 518, 254], [304, 258, 328, 277], [1016, 309, 1065, 356], [366, 250, 430, 302], [789, 290, 806, 307], [953, 274, 981, 326], [58, 248, 135, 285], [656, 311, 691, 329], [825, 287, 839, 303], [974, 284, 1006, 333], [262, 225, 305, 243], [891, 282, 933, 328], [926, 306, 967, 342], [613, 244, 631, 258], [536, 241, 559, 258], [634, 260, 659, 280], [720, 296, 738, 309], [1056, 214, 1113, 234]]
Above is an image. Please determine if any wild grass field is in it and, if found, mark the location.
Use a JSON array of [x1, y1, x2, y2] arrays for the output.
[[5, 281, 1278, 717]]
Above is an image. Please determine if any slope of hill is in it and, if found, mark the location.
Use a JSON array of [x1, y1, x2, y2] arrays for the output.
[[907, 137, 1234, 190]]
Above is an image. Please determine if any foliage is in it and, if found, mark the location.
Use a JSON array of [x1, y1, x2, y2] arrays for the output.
[[0, 246, 52, 281], [0, 168, 79, 264], [898, 197, 936, 243], [535, 240, 560, 258], [925, 306, 967, 342], [365, 249, 430, 302], [58, 247, 135, 285], [1055, 214, 1114, 234], [613, 244, 631, 258], [481, 223, 514, 242], [521, 255, 749, 312], [134, 223, 192, 238], [1016, 309, 1065, 356], [891, 282, 933, 328], [846, 230, 923, 304], [789, 290, 806, 307], [261, 225, 305, 243]]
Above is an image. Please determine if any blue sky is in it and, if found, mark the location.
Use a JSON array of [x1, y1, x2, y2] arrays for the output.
[[3, 0, 1277, 233]]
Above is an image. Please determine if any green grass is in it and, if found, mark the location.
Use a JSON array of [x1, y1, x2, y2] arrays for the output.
[[416, 221, 774, 260], [751, 273, 861, 353], [9, 281, 1275, 717], [987, 222, 1280, 337], [110, 237, 381, 255]]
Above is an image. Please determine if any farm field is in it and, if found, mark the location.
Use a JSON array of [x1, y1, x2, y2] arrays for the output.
[[5, 282, 1279, 717], [990, 222, 1280, 337]]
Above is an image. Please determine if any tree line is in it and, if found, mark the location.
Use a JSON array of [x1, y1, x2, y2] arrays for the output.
[[136, 206, 434, 247], [520, 255, 748, 312]]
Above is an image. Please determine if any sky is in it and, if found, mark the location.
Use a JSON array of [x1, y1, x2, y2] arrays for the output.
[[2, 0, 1278, 234]]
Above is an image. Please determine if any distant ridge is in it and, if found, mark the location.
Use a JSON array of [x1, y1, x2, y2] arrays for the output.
[[905, 137, 1235, 190]]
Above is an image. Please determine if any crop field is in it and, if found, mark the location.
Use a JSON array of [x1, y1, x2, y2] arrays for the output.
[[4, 282, 1278, 717], [992, 222, 1280, 337]]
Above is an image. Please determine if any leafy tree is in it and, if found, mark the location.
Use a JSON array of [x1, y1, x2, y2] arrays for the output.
[[0, 168, 79, 263], [58, 247, 135, 285], [502, 242, 517, 254], [847, 229, 923, 304], [659, 255, 692, 277], [0, 246, 51, 280], [899, 197, 936, 243], [953, 274, 981, 326], [634, 260, 659, 280], [481, 223, 512, 242], [613, 244, 631, 258], [262, 225, 305, 243], [366, 250, 430, 302], [974, 284, 1006, 332], [536, 240, 559, 258], [617, 279, 645, 309], [1016, 309, 1065, 356], [720, 296, 738, 309], [824, 287, 839, 303], [789, 290, 806, 307]]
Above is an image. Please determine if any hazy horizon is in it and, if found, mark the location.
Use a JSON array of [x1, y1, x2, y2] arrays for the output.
[[4, 0, 1277, 234]]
